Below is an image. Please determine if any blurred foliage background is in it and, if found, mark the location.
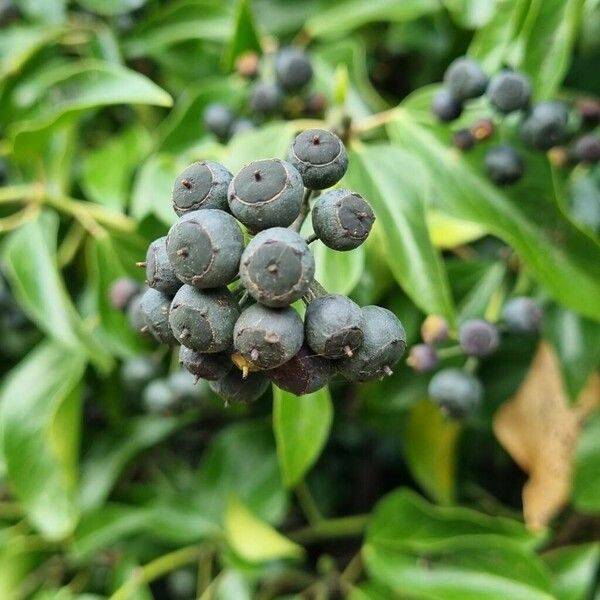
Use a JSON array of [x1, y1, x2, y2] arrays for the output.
[[0, 0, 599, 598]]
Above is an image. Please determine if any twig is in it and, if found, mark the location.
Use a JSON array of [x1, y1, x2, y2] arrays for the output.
[[295, 481, 323, 525], [288, 514, 368, 545]]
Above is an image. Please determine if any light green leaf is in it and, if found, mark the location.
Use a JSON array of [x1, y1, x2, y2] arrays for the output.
[[426, 209, 487, 249], [458, 262, 506, 321], [543, 543, 600, 600], [314, 241, 365, 295], [572, 410, 600, 511], [75, 0, 146, 16], [443, 0, 500, 28], [15, 0, 66, 23], [273, 386, 333, 488]]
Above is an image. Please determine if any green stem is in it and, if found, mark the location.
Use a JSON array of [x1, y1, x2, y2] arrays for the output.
[[0, 184, 40, 203], [295, 481, 323, 525], [436, 345, 463, 359], [290, 188, 315, 233], [464, 356, 479, 375], [288, 514, 369, 545]]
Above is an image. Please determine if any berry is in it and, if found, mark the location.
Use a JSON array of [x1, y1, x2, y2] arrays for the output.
[[421, 315, 449, 344], [453, 129, 475, 151], [521, 101, 569, 150], [235, 51, 260, 79], [179, 345, 232, 381], [443, 57, 488, 101], [458, 319, 499, 357], [428, 368, 482, 419], [126, 292, 147, 334], [470, 118, 495, 141], [203, 103, 235, 141], [166, 209, 243, 288], [287, 129, 348, 190], [305, 294, 364, 358], [145, 236, 181, 296], [228, 159, 303, 231], [432, 90, 463, 122], [407, 344, 438, 372], [230, 118, 256, 136], [121, 356, 158, 394], [172, 161, 232, 216], [233, 303, 303, 369], [169, 285, 239, 352], [209, 369, 270, 403], [139, 288, 177, 344], [311, 189, 375, 251], [250, 81, 283, 114], [487, 70, 531, 113], [501, 297, 543, 333], [576, 99, 600, 127], [572, 135, 600, 164], [305, 92, 327, 116], [275, 47, 313, 91], [268, 344, 334, 395], [338, 306, 406, 382], [484, 145, 525, 185], [143, 379, 176, 414], [109, 277, 141, 311], [239, 227, 315, 307]]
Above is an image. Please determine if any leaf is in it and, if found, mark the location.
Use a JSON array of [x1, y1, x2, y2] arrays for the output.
[[572, 410, 600, 511], [273, 386, 333, 488], [223, 0, 262, 71], [75, 0, 147, 16], [443, 0, 500, 28], [345, 145, 456, 323], [14, 0, 66, 23], [314, 241, 365, 295], [493, 342, 600, 529], [0, 342, 86, 539], [404, 399, 461, 504], [458, 261, 506, 321], [426, 209, 487, 249], [224, 496, 303, 562], [542, 543, 600, 600]]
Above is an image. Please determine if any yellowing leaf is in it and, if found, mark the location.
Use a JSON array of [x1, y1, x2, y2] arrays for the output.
[[224, 496, 304, 563], [493, 342, 600, 530], [426, 209, 486, 249]]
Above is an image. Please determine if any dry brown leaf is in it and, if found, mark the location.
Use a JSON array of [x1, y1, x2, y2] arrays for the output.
[[493, 341, 600, 530]]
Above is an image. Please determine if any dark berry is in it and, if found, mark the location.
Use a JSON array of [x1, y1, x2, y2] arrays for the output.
[[127, 292, 147, 335], [179, 345, 232, 381], [576, 99, 600, 127], [233, 303, 303, 369], [421, 315, 449, 344], [432, 90, 463, 122], [145, 236, 181, 296], [470, 118, 495, 141], [139, 288, 177, 344], [203, 103, 235, 141], [311, 189, 375, 251], [305, 294, 364, 358], [172, 161, 232, 216], [338, 306, 406, 382], [521, 101, 569, 150], [228, 159, 303, 231], [428, 368, 482, 419], [239, 227, 315, 307], [484, 145, 525, 185], [407, 344, 438, 372], [487, 70, 531, 113], [501, 297, 543, 333], [121, 356, 158, 394], [143, 379, 176, 413], [443, 57, 488, 101], [275, 47, 313, 91], [169, 285, 239, 352], [166, 209, 243, 288], [230, 119, 256, 136], [109, 277, 141, 311], [572, 135, 600, 164], [267, 344, 334, 395], [453, 129, 475, 151], [209, 369, 270, 403], [458, 318, 499, 357], [250, 81, 283, 114], [287, 129, 348, 190]]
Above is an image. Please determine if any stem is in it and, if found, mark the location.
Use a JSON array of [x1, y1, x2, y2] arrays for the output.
[[288, 514, 368, 545], [353, 108, 401, 133], [290, 188, 315, 233], [464, 356, 479, 375], [339, 551, 363, 591], [295, 481, 323, 525], [305, 233, 318, 244], [0, 183, 41, 203], [436, 345, 463, 359]]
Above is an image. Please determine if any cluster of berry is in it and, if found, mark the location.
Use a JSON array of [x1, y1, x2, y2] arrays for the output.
[[432, 57, 600, 185], [114, 129, 406, 403], [203, 46, 325, 143], [408, 297, 543, 418]]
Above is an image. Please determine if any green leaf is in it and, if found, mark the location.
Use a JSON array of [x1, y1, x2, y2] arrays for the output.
[[223, 0, 262, 71], [458, 262, 506, 321], [389, 114, 600, 322], [345, 144, 456, 324], [543, 544, 600, 600], [75, 0, 147, 16], [404, 400, 461, 504], [443, 0, 500, 28], [572, 410, 600, 511], [273, 386, 333, 488], [0, 342, 86, 539], [14, 0, 66, 23], [314, 241, 365, 295], [224, 496, 303, 562], [426, 209, 487, 249]]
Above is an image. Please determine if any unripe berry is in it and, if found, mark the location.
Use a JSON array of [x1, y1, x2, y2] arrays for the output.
[[484, 145, 525, 185], [240, 227, 315, 307], [407, 344, 438, 372], [127, 292, 147, 334], [305, 294, 364, 358], [453, 129, 475, 151], [143, 379, 177, 414], [121, 356, 158, 394], [432, 90, 463, 122], [470, 118, 495, 141], [311, 189, 375, 251], [572, 135, 600, 164], [235, 51, 260, 79], [487, 70, 531, 113], [233, 303, 303, 369], [209, 369, 270, 403], [275, 47, 313, 91], [521, 101, 569, 150], [458, 318, 499, 357], [268, 344, 334, 395], [169, 285, 239, 352], [230, 118, 256, 136], [228, 159, 303, 231], [287, 129, 348, 190], [179, 345, 232, 381], [145, 236, 181, 296], [109, 277, 141, 311], [139, 288, 177, 344], [172, 161, 232, 216], [421, 315, 449, 344], [428, 368, 483, 419], [249, 81, 283, 114], [501, 297, 543, 333], [203, 103, 235, 141], [338, 306, 406, 382], [166, 209, 244, 288], [443, 57, 488, 101]]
